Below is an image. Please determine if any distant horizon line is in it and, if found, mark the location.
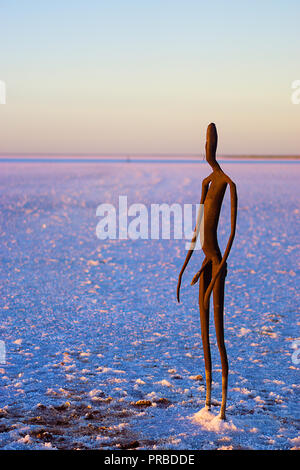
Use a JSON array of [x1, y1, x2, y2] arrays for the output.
[[0, 153, 299, 159]]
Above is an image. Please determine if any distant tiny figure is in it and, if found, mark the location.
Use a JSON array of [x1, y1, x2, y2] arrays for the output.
[[177, 123, 238, 420]]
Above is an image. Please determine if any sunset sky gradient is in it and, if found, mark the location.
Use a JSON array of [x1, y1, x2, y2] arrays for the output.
[[1, 0, 299, 155]]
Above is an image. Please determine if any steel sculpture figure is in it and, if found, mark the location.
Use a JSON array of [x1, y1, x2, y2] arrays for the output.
[[177, 123, 238, 420]]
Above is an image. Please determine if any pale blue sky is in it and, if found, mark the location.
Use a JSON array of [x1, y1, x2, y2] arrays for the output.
[[0, 0, 299, 154]]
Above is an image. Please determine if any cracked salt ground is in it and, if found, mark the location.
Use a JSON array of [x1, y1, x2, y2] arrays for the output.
[[0, 161, 299, 449]]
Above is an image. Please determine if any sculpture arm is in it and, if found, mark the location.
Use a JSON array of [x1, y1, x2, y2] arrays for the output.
[[176, 243, 195, 303], [177, 177, 210, 303], [203, 181, 237, 309]]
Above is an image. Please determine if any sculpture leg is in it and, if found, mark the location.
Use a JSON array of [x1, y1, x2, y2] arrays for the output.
[[199, 260, 212, 409], [212, 260, 228, 420]]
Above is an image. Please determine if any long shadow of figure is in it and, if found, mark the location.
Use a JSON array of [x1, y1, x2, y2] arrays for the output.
[[177, 123, 238, 420]]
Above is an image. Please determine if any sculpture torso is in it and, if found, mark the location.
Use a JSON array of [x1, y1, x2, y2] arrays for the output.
[[202, 170, 228, 259]]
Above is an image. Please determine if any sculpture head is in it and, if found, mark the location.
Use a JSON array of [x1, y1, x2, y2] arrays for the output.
[[205, 122, 218, 168]]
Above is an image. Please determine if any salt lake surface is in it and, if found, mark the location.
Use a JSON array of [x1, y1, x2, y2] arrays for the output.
[[0, 160, 299, 449]]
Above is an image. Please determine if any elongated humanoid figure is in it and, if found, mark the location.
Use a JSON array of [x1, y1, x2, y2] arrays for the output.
[[177, 123, 237, 420]]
